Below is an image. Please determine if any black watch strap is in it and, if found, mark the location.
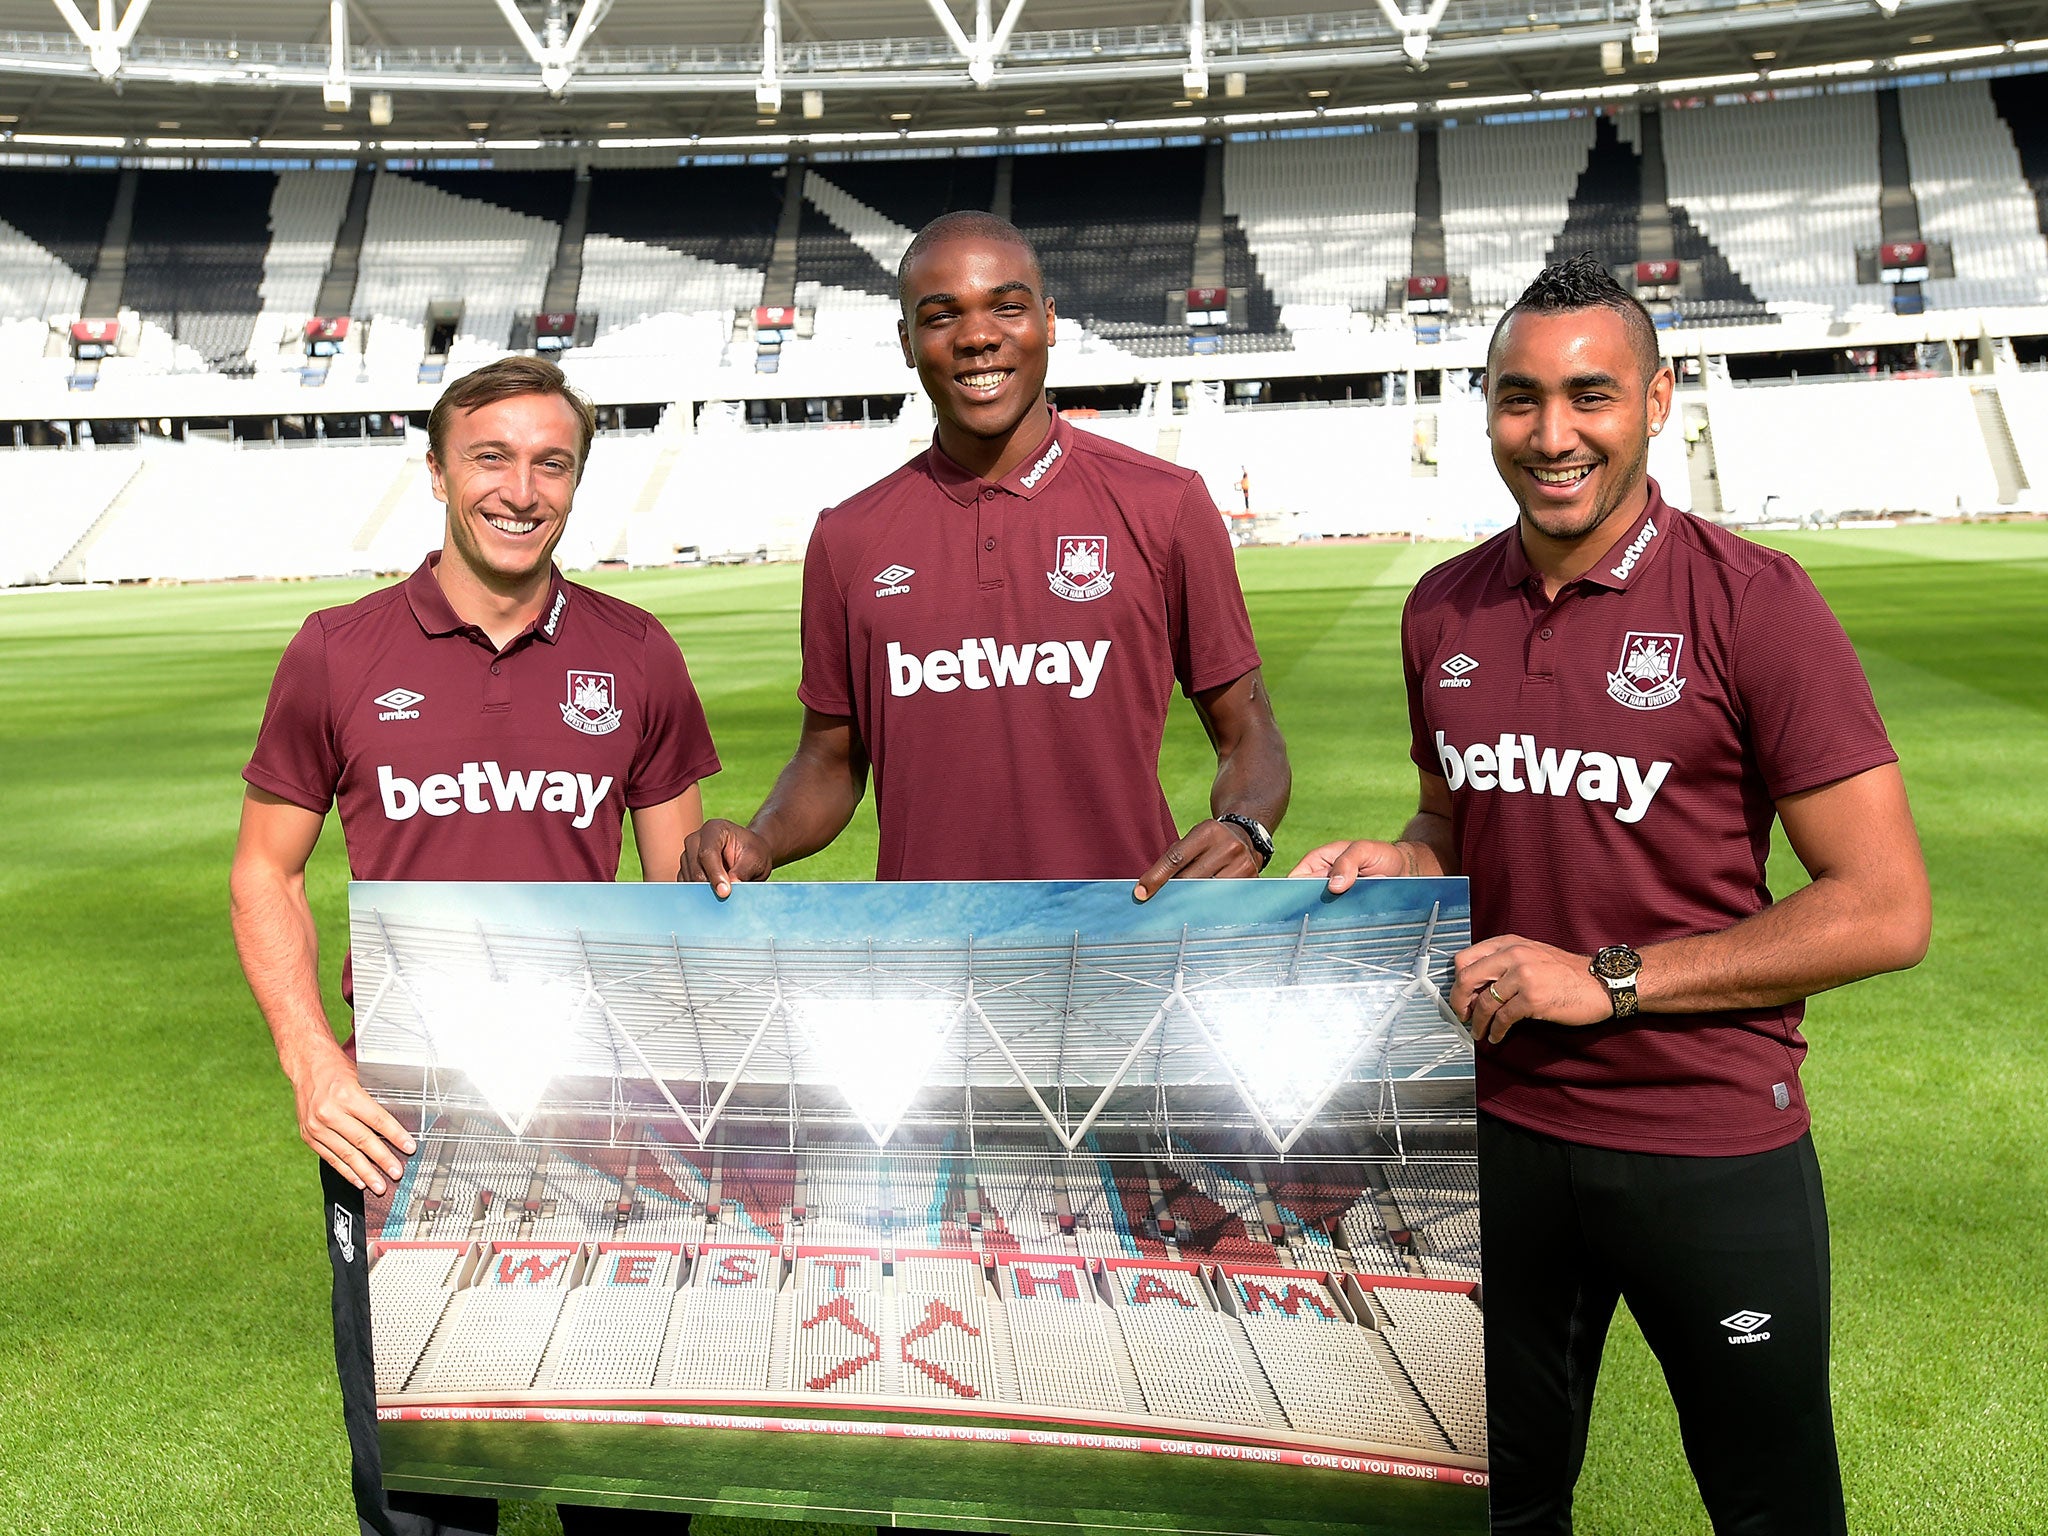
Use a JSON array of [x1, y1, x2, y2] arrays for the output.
[[1217, 813, 1274, 869]]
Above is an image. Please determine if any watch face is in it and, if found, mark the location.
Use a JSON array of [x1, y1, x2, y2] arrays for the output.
[[1592, 945, 1641, 980]]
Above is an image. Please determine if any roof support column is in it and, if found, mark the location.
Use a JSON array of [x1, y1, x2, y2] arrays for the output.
[[48, 0, 152, 79]]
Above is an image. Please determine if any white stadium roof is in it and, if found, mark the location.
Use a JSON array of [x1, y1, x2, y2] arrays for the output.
[[0, 0, 2040, 147], [350, 901, 1476, 1153]]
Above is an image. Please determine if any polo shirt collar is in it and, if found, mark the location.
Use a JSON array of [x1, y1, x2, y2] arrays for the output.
[[1501, 478, 1672, 593], [927, 409, 1071, 506], [404, 553, 571, 646]]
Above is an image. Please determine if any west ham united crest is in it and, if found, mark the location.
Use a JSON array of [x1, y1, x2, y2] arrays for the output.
[[561, 669, 623, 735], [1606, 631, 1687, 711], [331, 1203, 356, 1264], [1048, 535, 1114, 602]]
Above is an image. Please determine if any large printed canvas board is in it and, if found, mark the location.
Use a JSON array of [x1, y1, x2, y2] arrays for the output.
[[348, 877, 1486, 1532]]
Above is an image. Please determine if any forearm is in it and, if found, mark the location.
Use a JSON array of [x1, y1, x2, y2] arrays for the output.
[[1638, 872, 1929, 1013], [1393, 810, 1459, 878], [748, 750, 867, 869], [1208, 729, 1291, 831], [229, 863, 342, 1080]]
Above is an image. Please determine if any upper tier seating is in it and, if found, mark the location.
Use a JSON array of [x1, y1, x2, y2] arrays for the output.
[[529, 1150, 626, 1240], [1441, 115, 1598, 307], [245, 171, 352, 372], [123, 171, 275, 370], [1384, 1165, 1481, 1283], [1990, 78, 2048, 242], [1224, 130, 1418, 310], [355, 173, 559, 373], [1899, 83, 2048, 309], [578, 165, 776, 344], [1011, 148, 1204, 327], [1663, 94, 1884, 317]]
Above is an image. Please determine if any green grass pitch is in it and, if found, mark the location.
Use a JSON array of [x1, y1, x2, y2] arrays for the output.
[[3, 522, 2045, 1536]]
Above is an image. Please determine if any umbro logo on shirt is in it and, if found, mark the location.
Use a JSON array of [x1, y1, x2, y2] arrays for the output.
[[374, 687, 424, 721], [874, 565, 914, 598], [1439, 654, 1478, 688]]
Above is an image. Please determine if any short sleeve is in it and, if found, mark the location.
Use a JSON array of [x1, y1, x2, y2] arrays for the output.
[[1166, 476, 1262, 695], [626, 629, 722, 809], [1402, 589, 1439, 778], [795, 514, 856, 717], [243, 616, 341, 813], [1733, 556, 1897, 799]]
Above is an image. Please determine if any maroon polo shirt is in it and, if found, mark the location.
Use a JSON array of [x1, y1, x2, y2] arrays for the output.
[[1403, 483, 1896, 1155], [799, 411, 1261, 880], [246, 553, 720, 900]]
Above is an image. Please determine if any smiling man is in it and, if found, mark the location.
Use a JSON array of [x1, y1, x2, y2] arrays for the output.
[[232, 356, 719, 1536], [684, 210, 1289, 895], [1295, 257, 1929, 1534]]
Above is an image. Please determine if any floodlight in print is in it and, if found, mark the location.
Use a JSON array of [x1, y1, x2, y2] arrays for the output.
[[405, 968, 586, 1135], [349, 877, 1486, 1535], [787, 994, 960, 1145], [1189, 980, 1409, 1153]]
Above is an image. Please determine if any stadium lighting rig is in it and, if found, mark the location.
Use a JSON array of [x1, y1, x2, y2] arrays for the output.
[[1189, 982, 1411, 1152]]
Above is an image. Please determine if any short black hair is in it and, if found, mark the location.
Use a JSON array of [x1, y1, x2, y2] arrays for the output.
[[1488, 254, 1664, 384], [896, 210, 1045, 310]]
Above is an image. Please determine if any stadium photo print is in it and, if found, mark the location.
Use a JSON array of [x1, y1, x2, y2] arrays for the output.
[[3, 3, 2046, 1536], [346, 876, 1487, 1532]]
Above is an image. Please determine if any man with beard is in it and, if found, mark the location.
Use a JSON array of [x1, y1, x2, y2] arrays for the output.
[[685, 210, 1289, 896], [1295, 256, 1929, 1534]]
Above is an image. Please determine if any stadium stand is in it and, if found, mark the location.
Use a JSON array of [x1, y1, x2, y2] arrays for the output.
[[1547, 114, 1640, 276], [1663, 94, 1884, 317], [528, 1149, 626, 1239], [121, 171, 274, 372], [1705, 373, 2004, 519], [1440, 114, 1597, 308], [998, 1258, 1129, 1413], [246, 171, 352, 372], [1011, 147, 1203, 327], [1992, 79, 2048, 241], [1374, 1284, 1487, 1455], [353, 173, 560, 375], [0, 449, 141, 585], [1899, 83, 2048, 310], [1225, 1270, 1444, 1448], [1384, 1165, 1482, 1283], [794, 1254, 892, 1393], [895, 1255, 1003, 1400], [540, 1246, 678, 1391], [658, 1279, 777, 1392], [413, 1244, 577, 1393], [367, 1245, 463, 1393], [1107, 1264, 1269, 1426], [1225, 131, 1417, 313]]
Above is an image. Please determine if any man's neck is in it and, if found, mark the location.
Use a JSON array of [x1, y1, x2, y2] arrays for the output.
[[434, 549, 549, 650], [1519, 478, 1653, 600], [934, 397, 1053, 483]]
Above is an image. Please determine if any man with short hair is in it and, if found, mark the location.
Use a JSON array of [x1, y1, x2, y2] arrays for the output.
[[684, 209, 1289, 895], [1296, 255, 1929, 1534], [232, 355, 720, 1536]]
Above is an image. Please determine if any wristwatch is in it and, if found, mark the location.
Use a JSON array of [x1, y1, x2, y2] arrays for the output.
[[1217, 813, 1274, 870], [1589, 945, 1642, 1019]]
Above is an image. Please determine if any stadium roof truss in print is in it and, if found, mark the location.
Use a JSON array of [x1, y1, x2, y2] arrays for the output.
[[351, 904, 1473, 1154]]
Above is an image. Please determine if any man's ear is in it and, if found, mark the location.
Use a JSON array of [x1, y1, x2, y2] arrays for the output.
[[1044, 295, 1057, 348], [897, 316, 914, 369], [1647, 364, 1675, 435], [426, 451, 448, 506]]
